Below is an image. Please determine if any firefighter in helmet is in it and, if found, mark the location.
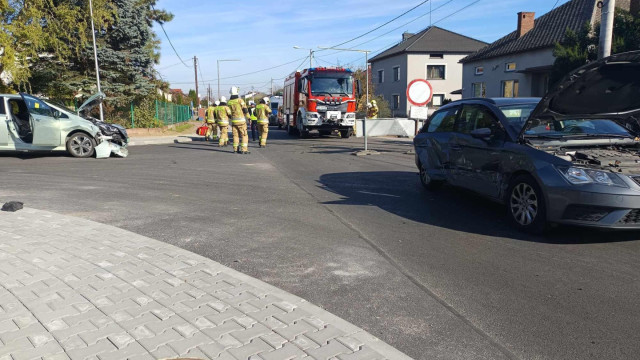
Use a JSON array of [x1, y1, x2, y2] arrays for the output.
[[215, 99, 231, 147], [367, 100, 379, 119], [205, 101, 217, 141], [255, 97, 272, 147], [227, 87, 250, 153]]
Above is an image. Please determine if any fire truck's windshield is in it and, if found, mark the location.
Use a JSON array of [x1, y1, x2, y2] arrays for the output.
[[310, 74, 353, 97]]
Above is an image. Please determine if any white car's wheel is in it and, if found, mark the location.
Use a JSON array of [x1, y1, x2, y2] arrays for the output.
[[67, 133, 96, 158]]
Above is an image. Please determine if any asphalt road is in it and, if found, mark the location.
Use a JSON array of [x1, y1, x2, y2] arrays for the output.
[[1, 129, 639, 360]]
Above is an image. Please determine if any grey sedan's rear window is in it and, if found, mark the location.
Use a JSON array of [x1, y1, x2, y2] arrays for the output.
[[499, 104, 535, 133]]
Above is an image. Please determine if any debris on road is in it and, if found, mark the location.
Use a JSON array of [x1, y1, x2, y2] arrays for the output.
[[2, 201, 24, 212]]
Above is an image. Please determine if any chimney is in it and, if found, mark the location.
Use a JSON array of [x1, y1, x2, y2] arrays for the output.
[[517, 12, 535, 38], [402, 32, 414, 41]]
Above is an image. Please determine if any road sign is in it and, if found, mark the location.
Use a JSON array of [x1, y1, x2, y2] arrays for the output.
[[406, 79, 433, 107]]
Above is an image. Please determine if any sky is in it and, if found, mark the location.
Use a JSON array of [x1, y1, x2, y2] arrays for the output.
[[153, 0, 571, 98]]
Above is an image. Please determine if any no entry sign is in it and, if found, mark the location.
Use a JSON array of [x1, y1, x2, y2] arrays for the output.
[[406, 79, 433, 107]]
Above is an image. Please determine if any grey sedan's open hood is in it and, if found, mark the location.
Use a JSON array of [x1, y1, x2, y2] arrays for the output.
[[522, 51, 640, 138], [77, 92, 105, 114]]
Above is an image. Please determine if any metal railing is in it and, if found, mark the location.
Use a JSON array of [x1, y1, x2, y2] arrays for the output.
[[154, 100, 192, 126]]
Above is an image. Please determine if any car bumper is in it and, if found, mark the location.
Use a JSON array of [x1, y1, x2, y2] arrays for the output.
[[547, 186, 640, 229]]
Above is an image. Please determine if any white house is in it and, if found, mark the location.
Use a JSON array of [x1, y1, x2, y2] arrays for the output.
[[460, 0, 640, 99], [368, 26, 487, 117]]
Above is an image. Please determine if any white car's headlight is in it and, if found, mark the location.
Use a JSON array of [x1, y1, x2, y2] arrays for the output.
[[557, 166, 627, 187], [344, 113, 355, 119]]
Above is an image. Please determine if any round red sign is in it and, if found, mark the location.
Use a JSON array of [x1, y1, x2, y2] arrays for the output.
[[406, 79, 433, 107]]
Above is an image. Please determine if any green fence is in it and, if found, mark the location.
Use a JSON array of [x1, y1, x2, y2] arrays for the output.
[[155, 100, 192, 126], [128, 100, 192, 128]]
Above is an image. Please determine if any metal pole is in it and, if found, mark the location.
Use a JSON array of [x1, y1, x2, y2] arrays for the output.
[[217, 60, 220, 100], [598, 0, 616, 59], [88, 0, 104, 122], [194, 56, 199, 108], [130, 102, 134, 128], [310, 49, 313, 68], [364, 51, 368, 151]]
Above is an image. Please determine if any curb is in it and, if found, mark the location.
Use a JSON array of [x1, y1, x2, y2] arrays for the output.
[[127, 136, 197, 147]]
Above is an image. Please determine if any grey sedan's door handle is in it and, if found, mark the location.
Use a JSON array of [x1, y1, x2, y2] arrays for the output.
[[450, 145, 462, 151]]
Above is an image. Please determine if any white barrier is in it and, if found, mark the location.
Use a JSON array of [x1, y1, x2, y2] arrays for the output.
[[354, 118, 424, 137]]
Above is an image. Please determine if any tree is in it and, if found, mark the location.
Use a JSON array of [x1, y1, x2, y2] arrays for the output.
[[353, 67, 391, 118], [0, 0, 113, 91], [187, 89, 198, 107], [551, 8, 640, 86]]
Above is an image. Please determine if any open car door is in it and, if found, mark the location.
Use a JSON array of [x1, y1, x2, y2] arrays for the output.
[[19, 93, 61, 146], [0, 97, 8, 146]]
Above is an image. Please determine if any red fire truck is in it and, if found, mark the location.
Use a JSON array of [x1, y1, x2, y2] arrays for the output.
[[281, 67, 357, 138]]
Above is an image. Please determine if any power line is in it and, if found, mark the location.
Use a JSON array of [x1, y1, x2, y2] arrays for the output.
[[551, 0, 560, 10], [151, 4, 190, 68], [219, 56, 308, 81], [339, 0, 482, 67], [432, 0, 481, 25], [329, 0, 430, 48], [316, 0, 454, 60]]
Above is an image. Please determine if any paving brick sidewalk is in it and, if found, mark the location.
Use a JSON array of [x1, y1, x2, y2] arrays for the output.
[[0, 208, 412, 360]]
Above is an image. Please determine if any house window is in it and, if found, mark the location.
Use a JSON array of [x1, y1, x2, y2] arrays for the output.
[[427, 65, 445, 80], [472, 82, 486, 97], [430, 94, 445, 107], [505, 62, 516, 72], [393, 66, 400, 82], [430, 53, 444, 59], [475, 66, 484, 75], [392, 95, 400, 110], [378, 70, 384, 83], [502, 80, 519, 98]]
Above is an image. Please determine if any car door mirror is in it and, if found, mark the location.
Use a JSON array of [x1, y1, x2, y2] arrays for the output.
[[52, 110, 61, 119], [471, 127, 492, 139]]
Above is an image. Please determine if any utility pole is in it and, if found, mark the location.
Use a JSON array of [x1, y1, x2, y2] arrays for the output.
[[598, 0, 616, 59], [193, 56, 199, 108], [88, 0, 104, 122], [309, 49, 313, 68], [208, 84, 211, 106], [271, 78, 274, 96]]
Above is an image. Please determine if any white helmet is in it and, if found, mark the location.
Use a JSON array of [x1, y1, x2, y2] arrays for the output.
[[263, 97, 270, 104], [220, 96, 227, 102], [215, 100, 220, 106], [249, 100, 256, 106], [367, 102, 372, 108], [230, 86, 239, 95]]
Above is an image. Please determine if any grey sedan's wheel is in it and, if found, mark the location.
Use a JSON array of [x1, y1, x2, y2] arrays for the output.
[[66, 133, 96, 158], [419, 162, 443, 190], [507, 174, 547, 234]]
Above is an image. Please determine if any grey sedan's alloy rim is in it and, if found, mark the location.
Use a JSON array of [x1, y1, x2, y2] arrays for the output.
[[70, 135, 92, 156], [420, 165, 430, 185], [510, 183, 538, 226]]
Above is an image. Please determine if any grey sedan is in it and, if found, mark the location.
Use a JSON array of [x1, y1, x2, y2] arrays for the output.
[[414, 51, 640, 233]]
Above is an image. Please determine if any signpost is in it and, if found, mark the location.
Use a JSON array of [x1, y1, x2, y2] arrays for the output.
[[406, 79, 433, 135]]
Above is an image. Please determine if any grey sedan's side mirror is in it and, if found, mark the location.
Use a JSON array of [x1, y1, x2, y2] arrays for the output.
[[471, 127, 492, 139]]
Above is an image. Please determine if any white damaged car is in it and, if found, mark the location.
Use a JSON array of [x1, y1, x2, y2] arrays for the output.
[[0, 92, 128, 158]]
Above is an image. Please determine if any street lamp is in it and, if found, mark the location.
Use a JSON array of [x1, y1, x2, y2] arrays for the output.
[[88, 0, 104, 122], [293, 46, 314, 68], [317, 46, 374, 155], [217, 59, 240, 100]]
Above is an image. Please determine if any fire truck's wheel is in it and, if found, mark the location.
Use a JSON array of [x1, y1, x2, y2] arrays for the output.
[[339, 129, 351, 138]]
